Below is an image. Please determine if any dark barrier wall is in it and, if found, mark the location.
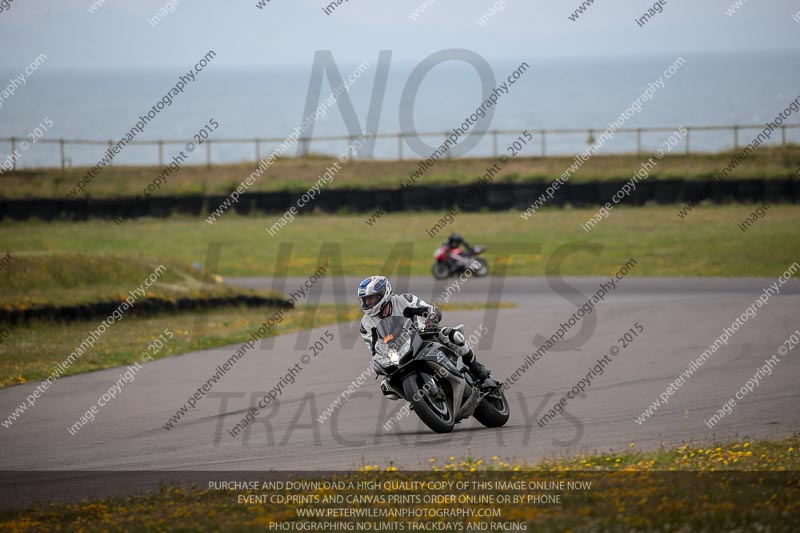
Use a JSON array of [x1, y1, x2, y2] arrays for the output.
[[0, 295, 291, 324], [0, 179, 797, 221]]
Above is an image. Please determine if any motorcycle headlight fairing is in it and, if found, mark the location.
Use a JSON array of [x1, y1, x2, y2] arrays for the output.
[[394, 336, 413, 362], [374, 336, 412, 368], [373, 342, 392, 369]]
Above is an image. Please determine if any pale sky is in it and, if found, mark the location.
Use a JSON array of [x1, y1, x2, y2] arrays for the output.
[[1, 0, 799, 69]]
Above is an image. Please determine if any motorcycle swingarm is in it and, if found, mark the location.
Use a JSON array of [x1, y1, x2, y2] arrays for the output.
[[455, 389, 486, 422]]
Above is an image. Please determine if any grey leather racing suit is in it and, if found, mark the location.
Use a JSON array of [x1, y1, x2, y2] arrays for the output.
[[359, 293, 475, 362]]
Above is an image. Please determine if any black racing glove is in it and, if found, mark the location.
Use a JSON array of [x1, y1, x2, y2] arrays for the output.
[[403, 306, 440, 329]]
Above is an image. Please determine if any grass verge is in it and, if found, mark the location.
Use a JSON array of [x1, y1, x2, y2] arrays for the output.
[[1, 206, 798, 277], [3, 146, 800, 199], [0, 253, 282, 310], [0, 437, 796, 531]]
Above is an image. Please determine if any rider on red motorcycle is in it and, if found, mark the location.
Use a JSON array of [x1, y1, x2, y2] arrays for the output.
[[432, 233, 488, 279], [445, 232, 473, 260]]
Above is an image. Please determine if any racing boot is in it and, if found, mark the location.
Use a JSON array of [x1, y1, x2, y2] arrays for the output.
[[463, 350, 491, 382]]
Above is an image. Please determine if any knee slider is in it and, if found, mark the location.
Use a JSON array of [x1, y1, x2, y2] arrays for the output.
[[449, 330, 465, 346]]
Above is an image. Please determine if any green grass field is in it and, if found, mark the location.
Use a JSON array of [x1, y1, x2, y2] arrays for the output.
[[3, 146, 799, 199], [0, 253, 280, 309], [1, 206, 797, 277], [1, 437, 796, 531]]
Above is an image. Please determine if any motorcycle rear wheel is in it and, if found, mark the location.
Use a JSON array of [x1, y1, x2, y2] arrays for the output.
[[403, 372, 455, 433], [473, 387, 510, 428], [432, 263, 450, 280]]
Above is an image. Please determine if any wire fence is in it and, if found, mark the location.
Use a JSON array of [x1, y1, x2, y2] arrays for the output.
[[2, 123, 799, 172]]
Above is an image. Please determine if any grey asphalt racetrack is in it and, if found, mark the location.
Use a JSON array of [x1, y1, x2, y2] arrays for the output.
[[1, 276, 798, 501]]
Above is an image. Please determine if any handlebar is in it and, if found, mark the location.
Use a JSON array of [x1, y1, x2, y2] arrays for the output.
[[402, 308, 440, 334]]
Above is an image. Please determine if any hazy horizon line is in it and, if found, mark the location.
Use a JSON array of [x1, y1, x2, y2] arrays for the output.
[[1, 47, 798, 72]]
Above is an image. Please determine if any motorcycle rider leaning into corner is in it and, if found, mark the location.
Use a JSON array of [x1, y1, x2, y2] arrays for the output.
[[358, 275, 491, 399], [445, 232, 473, 258]]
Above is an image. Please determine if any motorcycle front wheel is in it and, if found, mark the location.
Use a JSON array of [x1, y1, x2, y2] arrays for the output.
[[432, 262, 450, 280], [469, 257, 489, 277], [403, 371, 455, 433]]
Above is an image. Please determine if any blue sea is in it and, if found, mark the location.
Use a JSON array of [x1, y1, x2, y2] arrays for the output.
[[1, 50, 799, 168]]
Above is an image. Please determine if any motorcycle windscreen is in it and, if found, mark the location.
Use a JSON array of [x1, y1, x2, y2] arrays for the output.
[[375, 316, 413, 350]]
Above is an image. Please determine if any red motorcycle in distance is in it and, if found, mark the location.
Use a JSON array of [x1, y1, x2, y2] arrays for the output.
[[432, 245, 489, 280]]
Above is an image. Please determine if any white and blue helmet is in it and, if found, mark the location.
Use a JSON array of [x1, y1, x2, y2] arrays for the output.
[[358, 275, 392, 317]]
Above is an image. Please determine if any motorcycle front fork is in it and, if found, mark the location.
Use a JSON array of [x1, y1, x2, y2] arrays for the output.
[[380, 379, 401, 400]]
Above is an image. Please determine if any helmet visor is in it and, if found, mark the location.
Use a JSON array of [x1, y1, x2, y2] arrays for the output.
[[361, 292, 382, 311]]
